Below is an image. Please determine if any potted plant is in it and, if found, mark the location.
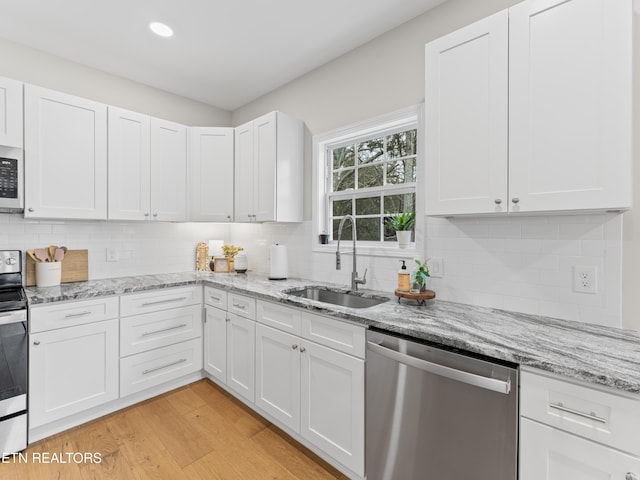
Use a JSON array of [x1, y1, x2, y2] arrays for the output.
[[411, 258, 430, 292], [386, 212, 416, 248]]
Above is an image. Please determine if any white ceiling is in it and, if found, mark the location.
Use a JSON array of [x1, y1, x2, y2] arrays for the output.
[[0, 0, 445, 111]]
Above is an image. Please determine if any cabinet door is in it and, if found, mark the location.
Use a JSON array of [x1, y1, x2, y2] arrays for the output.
[[301, 340, 364, 477], [255, 323, 300, 432], [253, 112, 277, 222], [108, 107, 151, 220], [425, 11, 508, 215], [150, 117, 187, 221], [520, 417, 640, 480], [0, 76, 23, 148], [188, 127, 234, 222], [204, 305, 227, 383], [226, 313, 255, 402], [29, 319, 119, 427], [24, 85, 107, 219], [234, 120, 254, 222], [509, 0, 632, 212]]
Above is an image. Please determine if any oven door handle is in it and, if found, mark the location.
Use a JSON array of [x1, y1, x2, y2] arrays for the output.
[[0, 310, 27, 325], [367, 340, 511, 395]]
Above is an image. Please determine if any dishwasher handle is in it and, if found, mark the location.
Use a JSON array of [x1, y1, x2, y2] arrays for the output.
[[367, 340, 511, 395]]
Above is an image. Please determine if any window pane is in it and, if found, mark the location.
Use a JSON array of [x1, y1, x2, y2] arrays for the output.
[[387, 158, 416, 184], [357, 165, 383, 188], [333, 169, 355, 191], [384, 193, 416, 214], [332, 199, 352, 217], [355, 196, 380, 215], [333, 218, 352, 241], [356, 218, 381, 242], [357, 138, 384, 165], [332, 146, 354, 169], [387, 130, 417, 159]]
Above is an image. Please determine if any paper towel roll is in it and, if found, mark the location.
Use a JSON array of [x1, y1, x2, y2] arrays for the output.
[[269, 244, 288, 280]]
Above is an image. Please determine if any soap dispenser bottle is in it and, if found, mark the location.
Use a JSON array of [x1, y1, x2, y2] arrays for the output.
[[398, 260, 411, 292]]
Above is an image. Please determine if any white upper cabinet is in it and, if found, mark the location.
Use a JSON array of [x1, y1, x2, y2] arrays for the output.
[[108, 107, 151, 220], [150, 117, 187, 221], [234, 111, 303, 223], [24, 85, 108, 219], [188, 127, 234, 222], [425, 0, 632, 216], [108, 109, 187, 221], [0, 76, 23, 148], [508, 0, 632, 212], [425, 11, 508, 216]]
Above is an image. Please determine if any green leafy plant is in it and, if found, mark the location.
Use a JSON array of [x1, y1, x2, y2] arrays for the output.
[[413, 258, 430, 289], [386, 211, 416, 231]]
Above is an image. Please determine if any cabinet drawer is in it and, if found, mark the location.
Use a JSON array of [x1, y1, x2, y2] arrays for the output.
[[120, 286, 202, 317], [300, 312, 365, 359], [204, 286, 227, 309], [257, 300, 301, 335], [521, 370, 640, 457], [228, 292, 256, 320], [120, 338, 203, 397], [30, 297, 119, 333], [120, 304, 203, 357]]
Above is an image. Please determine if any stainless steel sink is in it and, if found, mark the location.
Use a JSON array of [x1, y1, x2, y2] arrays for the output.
[[285, 286, 388, 309]]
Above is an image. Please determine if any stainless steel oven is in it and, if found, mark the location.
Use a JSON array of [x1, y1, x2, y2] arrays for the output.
[[0, 251, 27, 455], [0, 157, 24, 213]]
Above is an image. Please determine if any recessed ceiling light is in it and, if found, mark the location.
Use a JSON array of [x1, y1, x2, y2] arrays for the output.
[[149, 22, 173, 38]]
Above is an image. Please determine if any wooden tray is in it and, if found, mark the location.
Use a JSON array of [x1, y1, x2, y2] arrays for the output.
[[394, 288, 436, 306], [26, 249, 89, 286]]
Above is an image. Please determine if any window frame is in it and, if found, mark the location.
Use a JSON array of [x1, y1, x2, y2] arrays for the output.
[[312, 104, 424, 257]]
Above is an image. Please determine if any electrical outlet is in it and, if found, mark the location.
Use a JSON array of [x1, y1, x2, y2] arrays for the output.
[[106, 248, 119, 262], [428, 257, 443, 278], [573, 266, 597, 294]]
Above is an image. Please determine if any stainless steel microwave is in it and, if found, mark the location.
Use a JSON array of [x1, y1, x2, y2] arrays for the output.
[[0, 157, 23, 213]]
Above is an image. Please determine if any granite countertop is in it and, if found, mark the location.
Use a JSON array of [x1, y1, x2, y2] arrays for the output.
[[26, 271, 640, 395]]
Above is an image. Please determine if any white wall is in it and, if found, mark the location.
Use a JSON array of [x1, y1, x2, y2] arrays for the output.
[[0, 214, 231, 279], [0, 37, 231, 126]]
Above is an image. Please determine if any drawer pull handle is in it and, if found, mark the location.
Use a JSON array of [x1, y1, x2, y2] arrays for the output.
[[209, 296, 221, 302], [64, 311, 92, 319], [142, 358, 187, 375], [232, 303, 246, 310], [549, 402, 607, 423], [141, 323, 188, 337], [140, 297, 188, 307]]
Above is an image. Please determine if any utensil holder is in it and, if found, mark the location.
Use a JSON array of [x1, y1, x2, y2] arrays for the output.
[[35, 262, 62, 287]]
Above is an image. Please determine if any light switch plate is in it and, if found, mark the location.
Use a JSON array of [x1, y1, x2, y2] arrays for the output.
[[428, 257, 443, 278]]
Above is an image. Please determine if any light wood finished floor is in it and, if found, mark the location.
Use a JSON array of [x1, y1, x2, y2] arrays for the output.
[[2, 379, 349, 480]]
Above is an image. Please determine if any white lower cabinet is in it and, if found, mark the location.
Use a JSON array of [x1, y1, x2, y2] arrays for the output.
[[226, 313, 256, 402], [29, 318, 119, 428], [119, 287, 204, 397], [254, 301, 365, 478], [520, 369, 640, 480], [204, 288, 256, 403], [520, 417, 640, 480]]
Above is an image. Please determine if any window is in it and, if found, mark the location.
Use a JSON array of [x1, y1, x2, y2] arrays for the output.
[[313, 106, 420, 250]]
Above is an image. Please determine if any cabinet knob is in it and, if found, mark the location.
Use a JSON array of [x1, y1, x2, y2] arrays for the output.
[[33, 341, 40, 346], [300, 346, 306, 353], [292, 344, 298, 350], [28, 208, 34, 212], [225, 317, 230, 322], [511, 197, 520, 204], [494, 199, 502, 205], [626, 473, 638, 480], [227, 215, 231, 220], [153, 213, 158, 218], [144, 213, 149, 217]]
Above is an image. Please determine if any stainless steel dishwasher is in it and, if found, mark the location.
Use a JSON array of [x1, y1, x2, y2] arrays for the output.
[[366, 328, 518, 480]]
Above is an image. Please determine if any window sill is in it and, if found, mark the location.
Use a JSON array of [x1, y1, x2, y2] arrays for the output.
[[312, 242, 419, 258]]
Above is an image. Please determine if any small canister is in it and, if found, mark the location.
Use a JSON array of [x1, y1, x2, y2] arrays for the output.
[[234, 254, 248, 273]]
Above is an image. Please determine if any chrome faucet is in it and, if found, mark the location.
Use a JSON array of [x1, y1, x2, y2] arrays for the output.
[[336, 215, 367, 291]]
